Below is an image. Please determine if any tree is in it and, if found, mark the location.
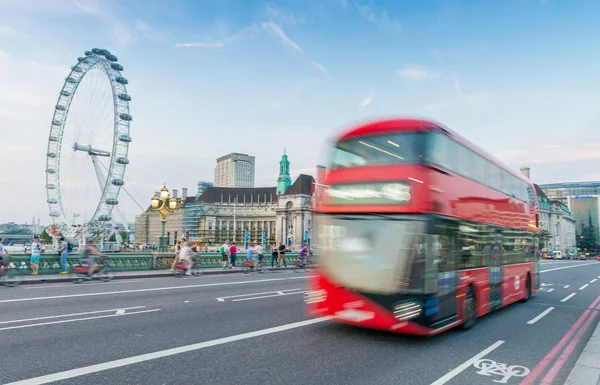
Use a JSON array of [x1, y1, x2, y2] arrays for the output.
[[538, 230, 551, 250], [109, 231, 128, 243], [40, 229, 52, 243]]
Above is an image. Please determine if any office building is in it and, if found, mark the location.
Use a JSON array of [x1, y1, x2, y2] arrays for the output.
[[214, 153, 255, 188]]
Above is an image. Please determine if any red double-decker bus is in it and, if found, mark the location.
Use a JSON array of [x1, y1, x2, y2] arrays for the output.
[[307, 118, 541, 336]]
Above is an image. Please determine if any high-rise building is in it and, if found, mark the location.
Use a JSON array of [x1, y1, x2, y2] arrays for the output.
[[214, 153, 255, 188]]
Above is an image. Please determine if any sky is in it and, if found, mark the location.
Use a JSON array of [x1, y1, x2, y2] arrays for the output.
[[2, 0, 600, 224]]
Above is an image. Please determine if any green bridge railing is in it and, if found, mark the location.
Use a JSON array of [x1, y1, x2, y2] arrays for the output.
[[4, 252, 306, 275]]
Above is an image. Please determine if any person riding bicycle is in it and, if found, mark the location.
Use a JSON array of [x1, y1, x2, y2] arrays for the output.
[[81, 239, 105, 279], [178, 240, 194, 276]]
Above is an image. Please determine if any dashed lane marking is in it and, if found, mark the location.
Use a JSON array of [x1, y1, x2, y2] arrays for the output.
[[561, 293, 577, 302], [527, 307, 555, 325]]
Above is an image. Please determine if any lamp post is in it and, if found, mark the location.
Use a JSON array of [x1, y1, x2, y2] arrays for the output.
[[151, 184, 179, 252]]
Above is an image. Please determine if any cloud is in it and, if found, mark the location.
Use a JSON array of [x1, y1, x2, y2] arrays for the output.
[[175, 25, 257, 49], [0, 25, 20, 35], [453, 75, 493, 106], [264, 3, 310, 26], [431, 50, 444, 65], [359, 88, 376, 108], [340, 0, 348, 9], [261, 21, 303, 53], [396, 65, 437, 80], [73, 0, 104, 16], [356, 3, 401, 31], [423, 102, 452, 113], [464, 91, 493, 106], [310, 60, 328, 74], [495, 143, 600, 165]]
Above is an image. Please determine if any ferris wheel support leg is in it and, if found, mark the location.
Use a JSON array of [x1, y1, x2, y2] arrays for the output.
[[91, 156, 129, 250]]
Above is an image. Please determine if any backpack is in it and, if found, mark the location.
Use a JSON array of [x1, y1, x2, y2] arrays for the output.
[[219, 245, 225, 253], [67, 243, 74, 253]]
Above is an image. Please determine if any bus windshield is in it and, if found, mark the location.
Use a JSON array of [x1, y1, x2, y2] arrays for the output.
[[330, 132, 426, 169], [316, 214, 437, 295]]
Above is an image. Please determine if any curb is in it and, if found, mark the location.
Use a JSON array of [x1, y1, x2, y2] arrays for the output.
[[13, 266, 307, 285], [564, 317, 600, 385]]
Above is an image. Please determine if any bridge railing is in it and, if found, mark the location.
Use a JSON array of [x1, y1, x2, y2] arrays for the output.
[[3, 252, 313, 275]]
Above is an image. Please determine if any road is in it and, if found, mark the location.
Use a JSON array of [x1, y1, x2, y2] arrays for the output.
[[0, 260, 599, 385]]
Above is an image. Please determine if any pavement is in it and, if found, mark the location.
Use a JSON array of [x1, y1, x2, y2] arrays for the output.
[[13, 265, 302, 284], [0, 260, 598, 385]]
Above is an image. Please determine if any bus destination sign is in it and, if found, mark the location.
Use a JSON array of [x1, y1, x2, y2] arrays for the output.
[[325, 182, 411, 205]]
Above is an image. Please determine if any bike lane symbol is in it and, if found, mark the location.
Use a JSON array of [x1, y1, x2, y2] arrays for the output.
[[473, 358, 530, 383]]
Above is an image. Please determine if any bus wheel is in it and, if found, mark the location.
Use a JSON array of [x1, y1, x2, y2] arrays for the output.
[[521, 275, 531, 303], [461, 287, 476, 330]]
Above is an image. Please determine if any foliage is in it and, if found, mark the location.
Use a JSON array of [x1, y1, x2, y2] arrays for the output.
[[109, 231, 128, 242], [538, 230, 551, 248], [40, 230, 52, 242]]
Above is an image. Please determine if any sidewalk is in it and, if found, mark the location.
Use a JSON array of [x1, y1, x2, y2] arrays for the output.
[[15, 265, 303, 285], [564, 321, 600, 385]]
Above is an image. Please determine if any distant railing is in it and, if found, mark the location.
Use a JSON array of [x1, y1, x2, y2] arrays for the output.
[[3, 252, 310, 275]]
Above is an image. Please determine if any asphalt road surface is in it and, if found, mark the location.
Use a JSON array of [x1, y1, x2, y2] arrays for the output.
[[1, 260, 599, 385]]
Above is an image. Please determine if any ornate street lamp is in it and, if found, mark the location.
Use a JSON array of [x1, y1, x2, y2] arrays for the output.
[[151, 183, 180, 252]]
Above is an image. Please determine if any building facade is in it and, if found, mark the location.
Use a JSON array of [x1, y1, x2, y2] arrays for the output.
[[534, 185, 576, 254], [214, 153, 256, 188], [537, 181, 600, 249], [136, 153, 319, 250]]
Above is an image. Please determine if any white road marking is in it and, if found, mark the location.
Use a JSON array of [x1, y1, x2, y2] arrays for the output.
[[527, 307, 555, 325], [547, 289, 554, 293], [25, 280, 144, 289], [232, 291, 306, 302], [591, 279, 597, 283], [4, 316, 333, 385], [561, 293, 577, 302], [0, 306, 146, 325], [215, 288, 301, 301], [564, 285, 570, 289], [115, 309, 126, 315], [541, 263, 597, 273], [0, 276, 311, 304], [579, 284, 589, 291], [0, 309, 160, 332], [429, 340, 505, 385], [276, 291, 285, 295]]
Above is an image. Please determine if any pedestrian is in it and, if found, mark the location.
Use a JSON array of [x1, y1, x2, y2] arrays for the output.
[[277, 242, 287, 267], [30, 235, 42, 275], [254, 242, 264, 266], [229, 243, 237, 268], [271, 244, 279, 267], [246, 244, 255, 268], [0, 237, 7, 264], [220, 241, 230, 269], [170, 239, 183, 271], [58, 236, 69, 274]]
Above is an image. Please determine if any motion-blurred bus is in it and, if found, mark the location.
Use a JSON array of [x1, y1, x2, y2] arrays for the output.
[[306, 118, 541, 336]]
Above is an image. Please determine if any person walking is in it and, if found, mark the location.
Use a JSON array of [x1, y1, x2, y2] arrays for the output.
[[220, 241, 230, 269], [271, 244, 278, 267], [58, 236, 69, 274], [254, 242, 264, 267], [0, 237, 7, 264], [277, 242, 287, 267], [229, 243, 238, 268], [30, 235, 43, 275]]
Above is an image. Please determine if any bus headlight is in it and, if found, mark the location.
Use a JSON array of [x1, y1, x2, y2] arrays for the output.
[[305, 289, 327, 304], [393, 301, 422, 321]]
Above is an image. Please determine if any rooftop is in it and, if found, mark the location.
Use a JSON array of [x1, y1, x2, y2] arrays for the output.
[[538, 181, 600, 189]]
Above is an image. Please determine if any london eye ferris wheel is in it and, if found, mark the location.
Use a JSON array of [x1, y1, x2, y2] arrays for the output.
[[45, 48, 132, 243]]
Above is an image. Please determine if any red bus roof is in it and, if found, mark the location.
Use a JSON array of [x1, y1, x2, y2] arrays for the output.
[[335, 117, 531, 187]]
